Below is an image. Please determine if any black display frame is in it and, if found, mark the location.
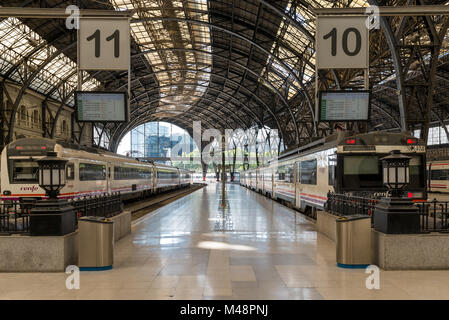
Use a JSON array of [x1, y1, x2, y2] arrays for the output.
[[318, 90, 371, 122], [75, 91, 128, 123]]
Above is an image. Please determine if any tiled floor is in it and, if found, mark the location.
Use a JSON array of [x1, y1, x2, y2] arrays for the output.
[[1, 183, 449, 300]]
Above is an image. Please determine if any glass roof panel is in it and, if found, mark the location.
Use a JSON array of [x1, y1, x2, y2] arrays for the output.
[[260, 0, 369, 99], [0, 17, 100, 107], [112, 0, 211, 117]]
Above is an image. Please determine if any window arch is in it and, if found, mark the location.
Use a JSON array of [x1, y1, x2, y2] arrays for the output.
[[33, 110, 39, 128], [19, 105, 27, 123], [61, 119, 68, 136]]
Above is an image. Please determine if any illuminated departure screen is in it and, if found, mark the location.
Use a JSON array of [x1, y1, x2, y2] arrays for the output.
[[319, 91, 370, 121], [76, 92, 127, 122]]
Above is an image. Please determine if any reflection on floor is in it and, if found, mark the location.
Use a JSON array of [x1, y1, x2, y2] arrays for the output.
[[0, 184, 448, 300]]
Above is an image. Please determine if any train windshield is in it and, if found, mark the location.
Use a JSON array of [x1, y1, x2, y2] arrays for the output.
[[408, 156, 424, 189], [343, 156, 382, 188], [10, 159, 39, 183], [341, 154, 424, 189]]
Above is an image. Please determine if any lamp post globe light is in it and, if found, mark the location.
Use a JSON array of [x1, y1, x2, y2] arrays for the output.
[[381, 150, 411, 198], [37, 152, 67, 199], [29, 151, 76, 236], [373, 150, 420, 234]]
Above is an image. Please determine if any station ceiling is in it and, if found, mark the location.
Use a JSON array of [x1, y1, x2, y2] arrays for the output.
[[1, 0, 449, 151]]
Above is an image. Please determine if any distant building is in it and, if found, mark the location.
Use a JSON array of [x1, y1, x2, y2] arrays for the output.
[[130, 122, 196, 160]]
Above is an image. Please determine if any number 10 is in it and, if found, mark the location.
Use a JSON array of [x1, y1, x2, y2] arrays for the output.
[[323, 27, 361, 57], [87, 29, 120, 58]]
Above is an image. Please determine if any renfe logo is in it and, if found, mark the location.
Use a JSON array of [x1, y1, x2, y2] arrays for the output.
[[20, 186, 39, 192]]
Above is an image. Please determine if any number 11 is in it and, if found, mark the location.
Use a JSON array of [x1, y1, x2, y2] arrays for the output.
[[87, 29, 120, 58]]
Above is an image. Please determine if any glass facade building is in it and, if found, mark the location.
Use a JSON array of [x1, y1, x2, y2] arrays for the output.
[[129, 122, 197, 159]]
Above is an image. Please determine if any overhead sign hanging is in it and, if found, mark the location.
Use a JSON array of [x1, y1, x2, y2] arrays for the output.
[[316, 16, 369, 69], [75, 91, 128, 122], [79, 18, 130, 70], [319, 91, 370, 121]]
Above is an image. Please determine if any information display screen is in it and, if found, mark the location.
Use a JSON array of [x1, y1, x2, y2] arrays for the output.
[[75, 91, 128, 122], [319, 91, 370, 121]]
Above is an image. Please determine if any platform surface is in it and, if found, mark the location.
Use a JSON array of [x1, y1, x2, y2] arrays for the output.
[[0, 184, 448, 300]]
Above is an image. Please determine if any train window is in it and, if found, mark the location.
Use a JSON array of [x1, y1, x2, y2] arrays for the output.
[[342, 155, 382, 188], [79, 163, 106, 181], [287, 165, 294, 183], [10, 159, 39, 183], [409, 156, 425, 188], [66, 163, 74, 180], [276, 166, 286, 181], [300, 160, 317, 185], [328, 154, 337, 186], [157, 170, 178, 179], [114, 166, 151, 180], [430, 168, 448, 181]]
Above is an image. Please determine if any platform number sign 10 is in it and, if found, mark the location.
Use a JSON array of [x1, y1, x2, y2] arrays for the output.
[[316, 16, 368, 69], [79, 18, 130, 71]]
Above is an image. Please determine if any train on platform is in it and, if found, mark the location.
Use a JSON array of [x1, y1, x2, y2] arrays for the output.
[[240, 132, 427, 216], [0, 138, 192, 202], [426, 144, 449, 193]]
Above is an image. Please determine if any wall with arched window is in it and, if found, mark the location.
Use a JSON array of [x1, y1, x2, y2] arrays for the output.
[[2, 81, 88, 145]]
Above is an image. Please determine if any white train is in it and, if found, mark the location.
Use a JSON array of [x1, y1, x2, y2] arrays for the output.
[[0, 138, 192, 202], [241, 132, 427, 216], [427, 144, 449, 193]]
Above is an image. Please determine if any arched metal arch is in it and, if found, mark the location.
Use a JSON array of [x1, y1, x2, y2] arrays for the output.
[[111, 94, 245, 141], [371, 103, 401, 128], [130, 16, 314, 140], [7, 42, 76, 143], [127, 93, 248, 129], [126, 47, 296, 133], [208, 9, 315, 71], [131, 47, 300, 113], [111, 107, 220, 152], [117, 68, 286, 143], [368, 0, 406, 131], [127, 83, 265, 128]]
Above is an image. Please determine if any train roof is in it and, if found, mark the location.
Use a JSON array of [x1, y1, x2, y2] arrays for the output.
[[5, 138, 190, 171], [243, 131, 424, 172]]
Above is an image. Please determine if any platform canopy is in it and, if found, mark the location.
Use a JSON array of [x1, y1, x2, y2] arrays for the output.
[[1, 0, 449, 152]]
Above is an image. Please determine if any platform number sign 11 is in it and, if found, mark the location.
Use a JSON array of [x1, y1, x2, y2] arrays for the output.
[[79, 18, 130, 71], [316, 16, 368, 69]]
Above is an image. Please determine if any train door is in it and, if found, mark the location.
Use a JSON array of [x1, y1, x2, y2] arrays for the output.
[[106, 163, 113, 194], [295, 161, 302, 209], [152, 166, 157, 192]]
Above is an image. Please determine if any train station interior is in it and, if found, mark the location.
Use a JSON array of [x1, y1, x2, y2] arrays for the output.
[[0, 0, 449, 305]]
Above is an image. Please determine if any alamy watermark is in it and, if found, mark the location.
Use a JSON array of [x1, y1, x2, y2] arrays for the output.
[[65, 265, 80, 290], [365, 6, 380, 30], [168, 121, 282, 168], [65, 5, 80, 30], [365, 265, 380, 290]]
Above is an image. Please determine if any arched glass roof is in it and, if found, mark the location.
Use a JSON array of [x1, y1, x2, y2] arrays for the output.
[[3, 0, 449, 151], [0, 17, 100, 104]]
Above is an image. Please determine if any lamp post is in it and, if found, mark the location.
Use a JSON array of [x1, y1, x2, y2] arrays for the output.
[[37, 152, 68, 199], [30, 152, 76, 236], [373, 150, 420, 234], [381, 150, 410, 198]]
